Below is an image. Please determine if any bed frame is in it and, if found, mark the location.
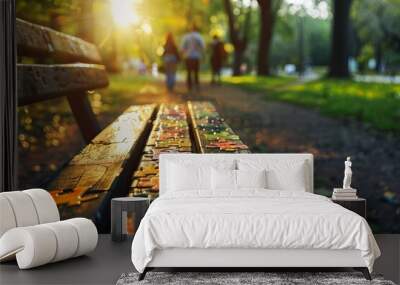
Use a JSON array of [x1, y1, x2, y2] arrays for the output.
[[139, 154, 371, 281], [140, 248, 370, 280]]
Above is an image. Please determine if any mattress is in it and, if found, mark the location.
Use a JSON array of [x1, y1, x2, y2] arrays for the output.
[[131, 190, 380, 273]]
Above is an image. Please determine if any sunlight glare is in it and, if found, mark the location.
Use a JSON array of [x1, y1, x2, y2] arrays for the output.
[[142, 22, 152, 34], [285, 0, 329, 19], [111, 0, 139, 27]]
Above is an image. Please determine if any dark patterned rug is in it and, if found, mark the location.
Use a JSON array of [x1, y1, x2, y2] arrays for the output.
[[116, 272, 396, 285]]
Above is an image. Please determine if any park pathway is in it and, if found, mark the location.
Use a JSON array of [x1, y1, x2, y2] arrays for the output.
[[193, 83, 400, 233]]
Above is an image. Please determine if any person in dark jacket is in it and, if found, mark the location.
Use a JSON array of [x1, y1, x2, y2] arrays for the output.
[[162, 32, 180, 92], [210, 35, 227, 85]]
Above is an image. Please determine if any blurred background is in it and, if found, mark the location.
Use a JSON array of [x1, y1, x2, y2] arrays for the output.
[[16, 0, 400, 233]]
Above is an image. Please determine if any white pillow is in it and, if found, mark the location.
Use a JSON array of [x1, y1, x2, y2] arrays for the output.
[[211, 168, 237, 190], [165, 156, 237, 170], [236, 169, 267, 189], [238, 159, 307, 191], [167, 162, 211, 191]]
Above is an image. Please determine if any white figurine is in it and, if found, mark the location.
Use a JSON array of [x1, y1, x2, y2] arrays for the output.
[[343, 156, 353, 189]]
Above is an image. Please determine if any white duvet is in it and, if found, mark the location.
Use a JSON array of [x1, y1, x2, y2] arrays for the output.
[[131, 190, 380, 273]]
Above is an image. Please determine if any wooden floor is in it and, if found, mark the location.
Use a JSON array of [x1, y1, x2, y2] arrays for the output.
[[0, 235, 398, 285]]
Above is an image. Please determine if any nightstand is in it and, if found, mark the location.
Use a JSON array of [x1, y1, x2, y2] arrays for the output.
[[111, 197, 150, 242], [331, 198, 366, 218]]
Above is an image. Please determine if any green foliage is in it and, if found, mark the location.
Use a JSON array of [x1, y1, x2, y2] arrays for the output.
[[16, 0, 78, 26], [357, 44, 374, 73], [352, 0, 400, 71], [271, 15, 331, 68], [307, 17, 330, 66], [224, 76, 400, 133], [15, 0, 400, 73]]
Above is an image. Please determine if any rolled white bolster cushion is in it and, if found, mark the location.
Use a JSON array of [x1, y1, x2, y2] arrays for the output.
[[0, 191, 39, 227], [42, 221, 79, 263], [0, 189, 60, 238], [0, 218, 97, 269], [0, 226, 57, 269], [0, 196, 17, 237], [64, 218, 98, 257], [23, 189, 60, 224]]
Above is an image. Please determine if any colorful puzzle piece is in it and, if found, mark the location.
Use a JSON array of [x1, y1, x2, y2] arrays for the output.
[[50, 187, 99, 207]]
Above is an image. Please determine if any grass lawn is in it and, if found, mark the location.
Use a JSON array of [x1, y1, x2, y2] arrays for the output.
[[93, 73, 155, 117], [223, 75, 400, 133], [107, 73, 154, 94], [223, 75, 297, 92]]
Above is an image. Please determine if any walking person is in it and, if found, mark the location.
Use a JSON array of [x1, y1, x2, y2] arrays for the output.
[[162, 32, 180, 93], [210, 35, 227, 85], [181, 25, 205, 91]]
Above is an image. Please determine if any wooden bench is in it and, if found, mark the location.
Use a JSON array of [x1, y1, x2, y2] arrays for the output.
[[17, 18, 156, 232]]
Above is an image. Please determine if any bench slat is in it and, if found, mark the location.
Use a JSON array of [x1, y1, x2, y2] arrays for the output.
[[188, 101, 250, 153], [129, 104, 193, 198], [16, 18, 102, 64], [48, 104, 157, 225], [17, 63, 109, 106]]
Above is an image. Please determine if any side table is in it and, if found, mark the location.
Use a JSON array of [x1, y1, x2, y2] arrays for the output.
[[331, 197, 366, 218], [111, 197, 149, 242]]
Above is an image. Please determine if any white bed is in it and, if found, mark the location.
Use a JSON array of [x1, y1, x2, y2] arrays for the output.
[[131, 154, 380, 280]]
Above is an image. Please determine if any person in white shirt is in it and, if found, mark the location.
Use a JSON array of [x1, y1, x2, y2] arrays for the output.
[[181, 25, 205, 91]]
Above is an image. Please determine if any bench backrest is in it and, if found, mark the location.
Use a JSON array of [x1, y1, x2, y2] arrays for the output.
[[16, 18, 109, 143]]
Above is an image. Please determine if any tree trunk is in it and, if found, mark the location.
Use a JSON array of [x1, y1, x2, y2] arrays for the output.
[[232, 43, 244, 75], [77, 0, 94, 43], [328, 0, 352, 78], [257, 0, 273, 76], [223, 0, 237, 43], [374, 43, 382, 73], [108, 23, 120, 73], [224, 0, 240, 75], [223, 0, 251, 76], [297, 16, 305, 76], [49, 12, 61, 30]]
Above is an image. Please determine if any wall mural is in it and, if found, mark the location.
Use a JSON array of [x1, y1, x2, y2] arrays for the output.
[[16, 0, 400, 234]]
